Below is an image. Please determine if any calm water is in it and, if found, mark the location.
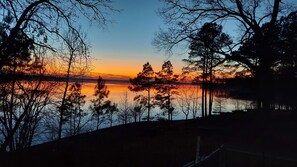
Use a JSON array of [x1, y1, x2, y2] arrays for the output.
[[8, 80, 255, 144], [79, 81, 254, 120], [4, 80, 292, 145], [30, 80, 293, 144]]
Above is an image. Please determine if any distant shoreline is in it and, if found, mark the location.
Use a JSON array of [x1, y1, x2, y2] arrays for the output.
[[0, 73, 130, 83], [0, 73, 193, 85]]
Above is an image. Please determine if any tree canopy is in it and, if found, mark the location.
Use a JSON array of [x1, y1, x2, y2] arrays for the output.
[[129, 62, 155, 121], [0, 0, 117, 71], [154, 0, 296, 78], [155, 0, 297, 110], [155, 61, 178, 120]]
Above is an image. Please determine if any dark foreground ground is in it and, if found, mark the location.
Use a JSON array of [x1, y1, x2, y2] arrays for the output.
[[1, 111, 297, 167]]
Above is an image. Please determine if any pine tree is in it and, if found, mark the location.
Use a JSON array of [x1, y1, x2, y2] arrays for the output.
[[129, 62, 154, 121], [64, 82, 86, 136], [155, 61, 179, 121], [90, 76, 110, 130]]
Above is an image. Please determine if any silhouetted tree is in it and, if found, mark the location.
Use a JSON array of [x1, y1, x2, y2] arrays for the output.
[[155, 0, 295, 110], [132, 94, 151, 121], [0, 0, 117, 71], [0, 60, 55, 152], [129, 62, 155, 121], [185, 22, 232, 117], [277, 12, 297, 78], [57, 29, 89, 139], [0, 16, 36, 151], [232, 11, 297, 109], [177, 86, 199, 120], [105, 101, 118, 127], [64, 83, 87, 136], [241, 19, 294, 74], [214, 98, 225, 114], [0, 16, 58, 151], [177, 89, 190, 120], [0, 13, 34, 73], [118, 90, 131, 125], [0, 0, 117, 151], [155, 61, 179, 121], [42, 106, 60, 142], [130, 101, 145, 122], [90, 76, 110, 130]]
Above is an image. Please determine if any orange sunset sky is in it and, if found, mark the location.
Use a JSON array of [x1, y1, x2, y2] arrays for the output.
[[79, 0, 241, 79], [82, 0, 189, 79], [43, 0, 297, 80]]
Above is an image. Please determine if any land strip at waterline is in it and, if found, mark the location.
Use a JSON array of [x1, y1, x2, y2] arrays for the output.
[[1, 111, 297, 167]]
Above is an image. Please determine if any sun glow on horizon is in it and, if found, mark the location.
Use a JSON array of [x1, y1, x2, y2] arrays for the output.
[[90, 53, 186, 79]]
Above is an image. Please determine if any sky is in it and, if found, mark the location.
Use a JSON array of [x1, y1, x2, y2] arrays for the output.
[[83, 0, 297, 79], [84, 0, 186, 78]]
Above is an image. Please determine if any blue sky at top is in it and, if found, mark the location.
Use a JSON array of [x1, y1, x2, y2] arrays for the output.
[[83, 0, 185, 77], [82, 0, 297, 77]]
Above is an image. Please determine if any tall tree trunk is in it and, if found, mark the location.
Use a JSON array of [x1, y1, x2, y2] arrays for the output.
[[204, 67, 208, 117], [58, 52, 74, 139], [208, 86, 213, 116], [255, 38, 274, 111], [204, 88, 207, 117], [201, 68, 205, 118], [168, 90, 171, 121], [96, 96, 102, 130], [96, 115, 100, 130], [8, 75, 16, 151], [134, 114, 137, 123], [147, 87, 151, 122], [1, 62, 18, 152], [110, 114, 113, 127], [208, 67, 213, 116]]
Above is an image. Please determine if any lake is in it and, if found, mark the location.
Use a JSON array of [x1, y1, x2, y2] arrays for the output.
[[78, 81, 254, 120], [0, 80, 256, 145], [30, 80, 295, 144]]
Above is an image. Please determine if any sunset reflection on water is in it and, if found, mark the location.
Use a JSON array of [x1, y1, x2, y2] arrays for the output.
[[81, 81, 134, 103], [78, 81, 253, 120]]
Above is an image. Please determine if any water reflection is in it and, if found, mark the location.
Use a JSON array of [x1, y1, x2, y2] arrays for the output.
[[82, 82, 133, 102], [1, 79, 295, 148], [0, 80, 262, 146], [31, 80, 293, 144], [79, 81, 254, 120]]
